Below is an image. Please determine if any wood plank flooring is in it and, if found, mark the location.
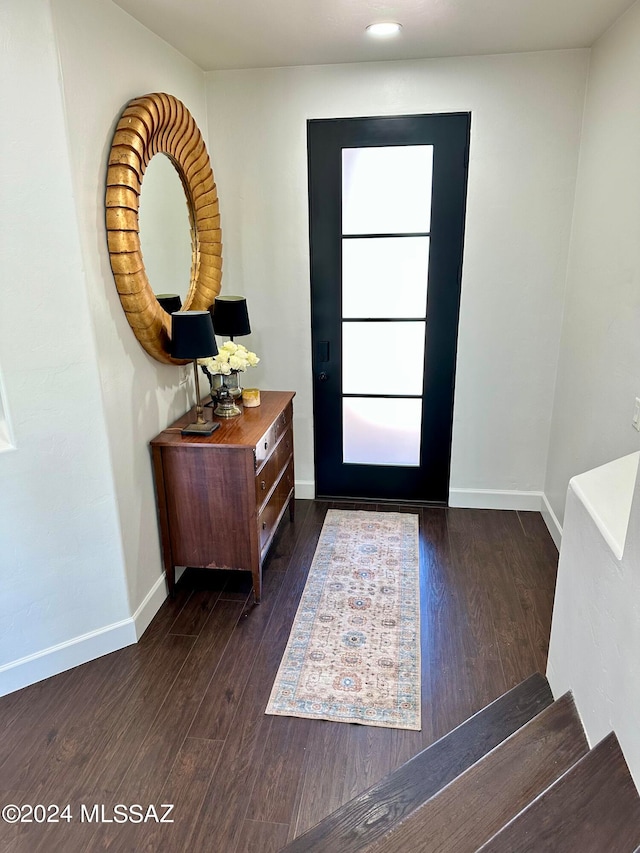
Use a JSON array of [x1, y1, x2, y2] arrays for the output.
[[0, 501, 558, 853]]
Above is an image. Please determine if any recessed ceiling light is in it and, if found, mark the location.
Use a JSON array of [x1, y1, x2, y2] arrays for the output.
[[366, 22, 403, 38]]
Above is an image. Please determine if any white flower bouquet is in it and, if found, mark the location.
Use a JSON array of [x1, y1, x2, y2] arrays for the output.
[[198, 341, 259, 377], [198, 342, 260, 405]]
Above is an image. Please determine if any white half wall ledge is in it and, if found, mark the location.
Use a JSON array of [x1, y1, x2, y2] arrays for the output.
[[569, 451, 639, 561], [547, 449, 640, 793]]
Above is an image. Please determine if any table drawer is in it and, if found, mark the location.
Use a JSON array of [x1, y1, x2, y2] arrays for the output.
[[255, 403, 293, 469], [258, 458, 294, 553], [255, 426, 293, 507]]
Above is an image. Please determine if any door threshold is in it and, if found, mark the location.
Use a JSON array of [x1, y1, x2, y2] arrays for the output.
[[317, 494, 447, 508]]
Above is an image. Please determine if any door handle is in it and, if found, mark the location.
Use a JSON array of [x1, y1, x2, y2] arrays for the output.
[[318, 372, 329, 382]]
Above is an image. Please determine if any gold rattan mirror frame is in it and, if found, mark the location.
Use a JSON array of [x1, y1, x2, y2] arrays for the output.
[[105, 93, 222, 363]]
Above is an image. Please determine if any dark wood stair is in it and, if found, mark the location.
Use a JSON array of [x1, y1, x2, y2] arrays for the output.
[[279, 673, 640, 852], [281, 672, 553, 853], [364, 692, 587, 853], [476, 732, 640, 853]]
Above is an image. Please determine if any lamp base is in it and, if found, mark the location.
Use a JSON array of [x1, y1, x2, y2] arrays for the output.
[[180, 422, 221, 436]]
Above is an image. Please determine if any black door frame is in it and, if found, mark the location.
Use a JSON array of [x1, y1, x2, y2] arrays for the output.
[[308, 113, 471, 503]]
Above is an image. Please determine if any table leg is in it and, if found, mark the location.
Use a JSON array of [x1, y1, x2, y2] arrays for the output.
[[167, 565, 176, 599], [252, 566, 262, 604]]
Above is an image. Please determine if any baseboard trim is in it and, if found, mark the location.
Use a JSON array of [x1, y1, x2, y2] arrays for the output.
[[541, 493, 563, 550], [133, 572, 169, 640], [448, 488, 544, 511], [295, 479, 315, 500], [0, 617, 137, 697], [295, 483, 549, 513], [0, 571, 181, 696]]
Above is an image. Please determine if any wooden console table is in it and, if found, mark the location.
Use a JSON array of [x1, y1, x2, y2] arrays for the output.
[[151, 390, 295, 602]]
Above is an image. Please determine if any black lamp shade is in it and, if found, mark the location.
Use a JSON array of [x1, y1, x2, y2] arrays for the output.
[[170, 311, 218, 360], [211, 295, 251, 337], [156, 293, 183, 313]]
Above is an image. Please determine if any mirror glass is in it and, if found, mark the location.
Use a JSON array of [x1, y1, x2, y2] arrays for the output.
[[138, 154, 192, 306]]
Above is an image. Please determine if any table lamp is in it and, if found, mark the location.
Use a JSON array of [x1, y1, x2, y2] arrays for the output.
[[171, 311, 220, 436], [210, 295, 251, 341], [156, 293, 183, 313]]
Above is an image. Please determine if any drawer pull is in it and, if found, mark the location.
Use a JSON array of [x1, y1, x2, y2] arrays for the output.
[[262, 521, 267, 530], [260, 480, 266, 490], [264, 440, 268, 450]]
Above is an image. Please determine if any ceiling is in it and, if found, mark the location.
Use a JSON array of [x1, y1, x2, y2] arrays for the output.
[[112, 0, 636, 72]]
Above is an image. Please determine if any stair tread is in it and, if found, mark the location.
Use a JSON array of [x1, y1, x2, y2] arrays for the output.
[[363, 692, 588, 853], [476, 732, 640, 853], [282, 673, 553, 853]]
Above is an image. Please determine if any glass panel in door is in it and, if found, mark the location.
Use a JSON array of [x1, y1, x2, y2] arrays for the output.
[[342, 237, 430, 319], [342, 145, 434, 234], [343, 397, 422, 466]]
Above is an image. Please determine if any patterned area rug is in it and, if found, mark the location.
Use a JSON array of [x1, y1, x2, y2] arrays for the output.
[[266, 509, 421, 730]]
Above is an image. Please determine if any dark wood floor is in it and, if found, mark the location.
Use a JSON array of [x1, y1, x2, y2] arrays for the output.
[[0, 501, 558, 853]]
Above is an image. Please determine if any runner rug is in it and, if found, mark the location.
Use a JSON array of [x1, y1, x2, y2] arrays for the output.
[[265, 509, 421, 730]]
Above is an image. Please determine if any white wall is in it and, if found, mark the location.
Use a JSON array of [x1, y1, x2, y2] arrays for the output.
[[548, 454, 640, 791], [50, 0, 208, 614], [545, 0, 640, 527], [0, 0, 213, 693], [0, 0, 131, 691], [205, 51, 589, 500]]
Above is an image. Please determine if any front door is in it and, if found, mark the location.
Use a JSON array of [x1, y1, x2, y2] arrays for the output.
[[308, 113, 470, 502]]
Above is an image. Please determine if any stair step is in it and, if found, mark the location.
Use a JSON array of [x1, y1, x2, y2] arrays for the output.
[[282, 672, 553, 853], [362, 692, 588, 853], [476, 732, 640, 853]]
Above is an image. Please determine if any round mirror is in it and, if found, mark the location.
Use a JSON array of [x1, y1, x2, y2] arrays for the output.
[[105, 93, 222, 363], [138, 154, 193, 307]]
